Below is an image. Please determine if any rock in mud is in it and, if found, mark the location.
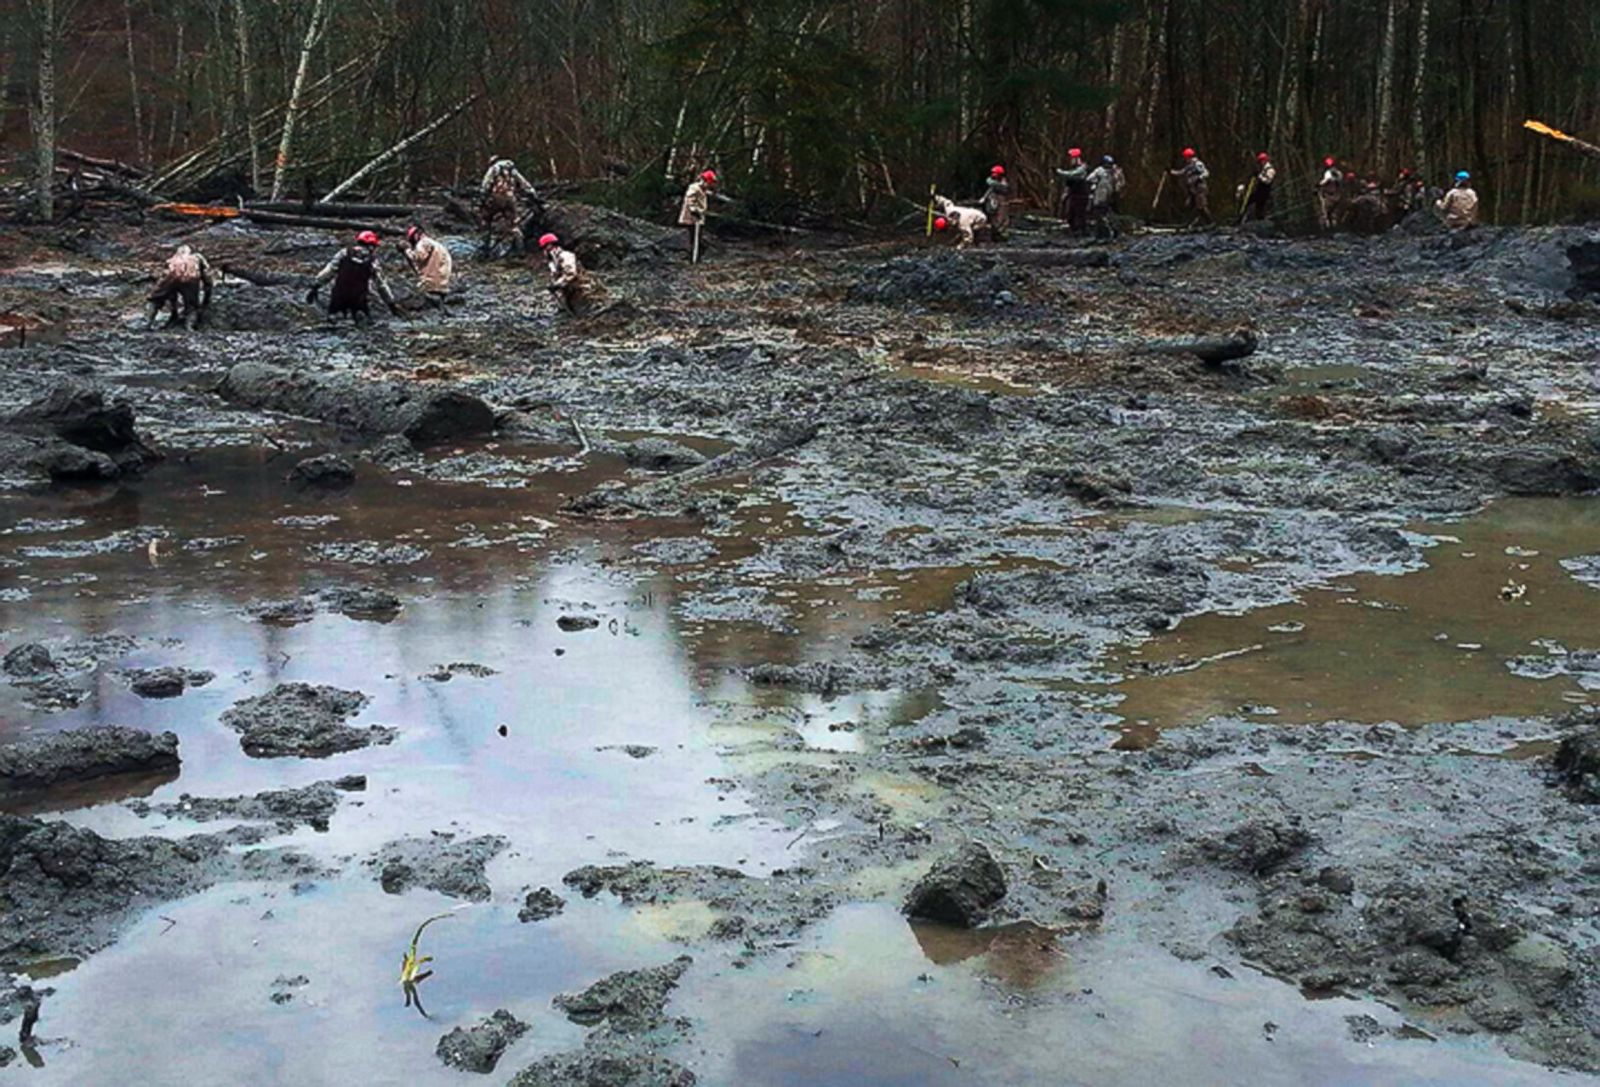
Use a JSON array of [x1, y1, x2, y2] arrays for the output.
[[286, 453, 356, 488], [507, 1053, 697, 1087], [218, 362, 495, 443], [553, 956, 692, 1029], [1024, 466, 1134, 506], [269, 974, 309, 1004], [128, 777, 365, 833], [436, 1008, 529, 1074], [849, 254, 1015, 307], [903, 843, 1007, 927], [1552, 726, 1600, 802], [319, 586, 403, 621], [124, 666, 213, 698], [743, 661, 857, 696], [246, 597, 317, 625], [2, 381, 158, 480], [219, 683, 395, 758], [2, 643, 56, 679], [370, 833, 508, 901], [562, 861, 747, 904], [518, 887, 567, 922], [557, 614, 600, 632], [1200, 817, 1314, 875], [0, 813, 321, 963], [0, 726, 179, 791], [621, 438, 707, 473]]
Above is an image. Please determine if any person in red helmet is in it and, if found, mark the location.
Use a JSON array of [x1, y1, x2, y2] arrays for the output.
[[402, 224, 453, 306], [307, 230, 398, 321], [1168, 147, 1211, 224], [1241, 151, 1276, 221], [1055, 148, 1091, 234], [1317, 156, 1344, 228], [539, 232, 593, 315], [678, 169, 727, 263], [981, 164, 1011, 240], [932, 195, 987, 249]]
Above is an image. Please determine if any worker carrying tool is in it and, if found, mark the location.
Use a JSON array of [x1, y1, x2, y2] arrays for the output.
[[540, 233, 592, 315], [679, 169, 729, 263], [980, 165, 1011, 240], [932, 195, 988, 249], [1056, 149, 1091, 234], [145, 244, 214, 330], [1239, 152, 1276, 221], [1437, 171, 1479, 230], [307, 231, 399, 320], [479, 156, 539, 256], [1169, 148, 1212, 224], [403, 225, 453, 306]]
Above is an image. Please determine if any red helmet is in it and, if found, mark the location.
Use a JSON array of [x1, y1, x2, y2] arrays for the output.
[[1256, 152, 1270, 162], [405, 225, 421, 243], [1324, 156, 1336, 167], [701, 170, 717, 184], [356, 230, 380, 246], [1344, 171, 1356, 181], [538, 233, 559, 249], [991, 165, 1005, 177], [934, 217, 949, 232], [1068, 148, 1082, 159], [1182, 147, 1196, 158]]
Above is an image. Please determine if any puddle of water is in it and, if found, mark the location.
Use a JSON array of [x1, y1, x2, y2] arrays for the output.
[[1112, 498, 1600, 729], [887, 361, 1036, 396], [679, 903, 1563, 1087], [1279, 363, 1369, 390]]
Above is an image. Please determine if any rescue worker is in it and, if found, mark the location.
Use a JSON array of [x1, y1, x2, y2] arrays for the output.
[[479, 156, 538, 255], [1243, 152, 1276, 220], [1347, 180, 1388, 234], [540, 233, 592, 315], [1085, 155, 1123, 238], [932, 195, 988, 249], [1437, 171, 1479, 230], [402, 225, 453, 306], [981, 165, 1011, 240], [145, 244, 214, 330], [678, 169, 722, 262], [1056, 149, 1091, 234], [307, 231, 399, 320], [1316, 156, 1344, 229], [1169, 147, 1211, 223]]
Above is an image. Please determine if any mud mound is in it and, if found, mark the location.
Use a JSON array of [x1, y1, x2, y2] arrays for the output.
[[200, 285, 308, 332], [848, 253, 1015, 307], [219, 682, 394, 758], [0, 726, 179, 791], [219, 361, 495, 442]]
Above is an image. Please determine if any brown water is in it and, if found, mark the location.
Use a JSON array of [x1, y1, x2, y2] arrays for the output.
[[2, 451, 1593, 1085], [1111, 497, 1600, 731]]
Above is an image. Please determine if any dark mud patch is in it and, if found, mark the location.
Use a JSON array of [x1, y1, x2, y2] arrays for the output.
[[0, 726, 179, 794], [219, 683, 396, 758], [370, 833, 508, 901]]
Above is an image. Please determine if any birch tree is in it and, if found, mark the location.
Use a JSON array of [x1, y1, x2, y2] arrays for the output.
[[270, 0, 332, 201]]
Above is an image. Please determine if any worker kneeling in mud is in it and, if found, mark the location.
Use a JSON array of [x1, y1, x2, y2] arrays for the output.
[[932, 195, 988, 250], [146, 244, 214, 330], [540, 233, 592, 315], [402, 225, 453, 307], [307, 231, 399, 321]]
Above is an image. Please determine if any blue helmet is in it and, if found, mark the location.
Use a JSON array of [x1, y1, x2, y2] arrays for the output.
[[1103, 155, 1115, 165], [1455, 170, 1470, 183]]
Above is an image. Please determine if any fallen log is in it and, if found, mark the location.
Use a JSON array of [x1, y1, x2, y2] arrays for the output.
[[320, 93, 480, 203], [150, 203, 241, 219], [1524, 120, 1600, 162], [1135, 328, 1258, 363], [240, 207, 398, 234], [218, 362, 495, 443], [997, 247, 1113, 269], [246, 201, 433, 218], [57, 148, 147, 179], [217, 264, 309, 289]]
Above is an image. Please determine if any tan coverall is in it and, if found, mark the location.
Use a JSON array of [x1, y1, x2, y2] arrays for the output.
[[1436, 186, 1479, 230], [405, 234, 453, 298], [147, 246, 214, 327], [934, 196, 988, 249], [546, 245, 591, 314]]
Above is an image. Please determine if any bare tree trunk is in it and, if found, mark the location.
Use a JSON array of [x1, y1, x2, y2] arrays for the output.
[[665, 49, 711, 182], [27, 0, 58, 220], [1411, 0, 1430, 182], [1104, 22, 1125, 146], [166, 24, 185, 160], [122, 0, 148, 167], [320, 94, 479, 202], [233, 0, 261, 194], [1374, 0, 1398, 169], [270, 0, 331, 201]]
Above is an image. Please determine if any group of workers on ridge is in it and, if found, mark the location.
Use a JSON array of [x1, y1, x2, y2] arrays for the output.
[[143, 148, 1482, 329]]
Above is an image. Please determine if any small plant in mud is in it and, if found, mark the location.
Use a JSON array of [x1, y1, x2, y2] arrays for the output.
[[400, 910, 458, 1018]]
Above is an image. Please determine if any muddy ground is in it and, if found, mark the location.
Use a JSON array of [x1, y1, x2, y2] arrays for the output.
[[0, 210, 1598, 1085]]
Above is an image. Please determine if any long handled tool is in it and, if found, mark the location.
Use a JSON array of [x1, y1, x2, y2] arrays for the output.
[[925, 183, 937, 236], [1237, 176, 1257, 224], [1151, 172, 1168, 212], [692, 221, 702, 264]]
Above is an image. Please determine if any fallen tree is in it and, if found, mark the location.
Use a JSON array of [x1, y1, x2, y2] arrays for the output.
[[218, 362, 495, 442]]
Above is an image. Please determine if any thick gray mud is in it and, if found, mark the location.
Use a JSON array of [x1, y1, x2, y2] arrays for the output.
[[1, 217, 1598, 1084]]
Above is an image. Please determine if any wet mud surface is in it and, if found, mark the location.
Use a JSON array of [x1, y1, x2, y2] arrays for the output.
[[1, 216, 1598, 1084]]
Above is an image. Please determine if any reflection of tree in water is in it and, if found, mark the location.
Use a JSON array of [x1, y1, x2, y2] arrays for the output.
[[910, 920, 1064, 990]]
